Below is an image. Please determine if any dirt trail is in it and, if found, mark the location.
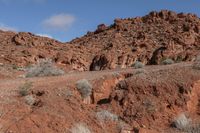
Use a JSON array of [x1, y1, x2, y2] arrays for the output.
[[0, 62, 191, 87]]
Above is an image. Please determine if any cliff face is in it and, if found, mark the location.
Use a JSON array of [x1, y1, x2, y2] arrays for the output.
[[0, 10, 200, 72]]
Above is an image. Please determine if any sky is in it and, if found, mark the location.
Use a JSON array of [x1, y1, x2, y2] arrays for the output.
[[0, 0, 199, 42]]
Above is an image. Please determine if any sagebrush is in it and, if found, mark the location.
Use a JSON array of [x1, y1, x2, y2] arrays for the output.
[[70, 123, 91, 133], [96, 110, 118, 122], [25, 59, 64, 77], [184, 124, 200, 133], [172, 113, 200, 133], [24, 95, 36, 106], [161, 58, 174, 65], [172, 113, 191, 130], [76, 79, 92, 98], [19, 81, 32, 96], [131, 61, 144, 69], [193, 56, 200, 70]]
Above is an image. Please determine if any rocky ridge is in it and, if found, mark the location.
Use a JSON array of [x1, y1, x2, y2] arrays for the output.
[[0, 10, 200, 72]]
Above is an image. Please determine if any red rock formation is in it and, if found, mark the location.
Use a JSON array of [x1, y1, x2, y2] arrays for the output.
[[0, 10, 200, 72]]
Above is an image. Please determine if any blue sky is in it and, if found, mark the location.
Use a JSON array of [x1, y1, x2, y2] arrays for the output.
[[0, 0, 199, 42]]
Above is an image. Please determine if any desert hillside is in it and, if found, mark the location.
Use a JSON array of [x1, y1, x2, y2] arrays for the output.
[[0, 10, 200, 72], [0, 10, 200, 133]]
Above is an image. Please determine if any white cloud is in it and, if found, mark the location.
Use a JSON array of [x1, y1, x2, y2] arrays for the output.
[[0, 23, 17, 32], [36, 33, 53, 38], [42, 14, 75, 31]]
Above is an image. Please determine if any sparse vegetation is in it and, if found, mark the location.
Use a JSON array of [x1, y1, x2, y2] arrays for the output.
[[24, 95, 36, 106], [184, 124, 200, 133], [193, 56, 200, 70], [131, 61, 144, 69], [76, 79, 92, 98], [96, 110, 118, 122], [12, 64, 19, 70], [135, 69, 145, 75], [70, 123, 91, 133], [172, 113, 191, 130], [19, 81, 32, 96], [143, 99, 156, 113], [25, 59, 64, 77], [176, 55, 183, 63], [161, 58, 174, 65], [66, 89, 73, 97], [112, 72, 120, 78]]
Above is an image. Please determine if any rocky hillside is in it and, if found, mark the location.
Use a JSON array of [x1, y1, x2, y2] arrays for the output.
[[0, 10, 200, 72], [1, 10, 200, 133], [70, 10, 200, 70]]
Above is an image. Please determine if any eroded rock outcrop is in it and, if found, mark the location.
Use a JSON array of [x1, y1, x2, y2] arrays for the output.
[[107, 65, 200, 131], [1, 10, 200, 71], [70, 10, 200, 69]]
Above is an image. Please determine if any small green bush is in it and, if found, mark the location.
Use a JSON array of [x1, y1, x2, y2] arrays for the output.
[[25, 59, 64, 77], [76, 79, 92, 98], [131, 61, 144, 69]]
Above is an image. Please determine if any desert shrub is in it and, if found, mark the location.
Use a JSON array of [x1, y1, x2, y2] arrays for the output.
[[12, 64, 19, 70], [76, 79, 92, 98], [96, 110, 118, 122], [172, 113, 191, 130], [24, 95, 36, 106], [112, 72, 120, 78], [161, 58, 174, 65], [70, 123, 91, 133], [131, 61, 144, 69], [19, 82, 32, 96], [176, 55, 184, 63], [143, 99, 156, 113], [184, 124, 200, 133], [66, 89, 73, 97], [193, 56, 200, 70], [135, 69, 145, 75], [25, 59, 64, 77]]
